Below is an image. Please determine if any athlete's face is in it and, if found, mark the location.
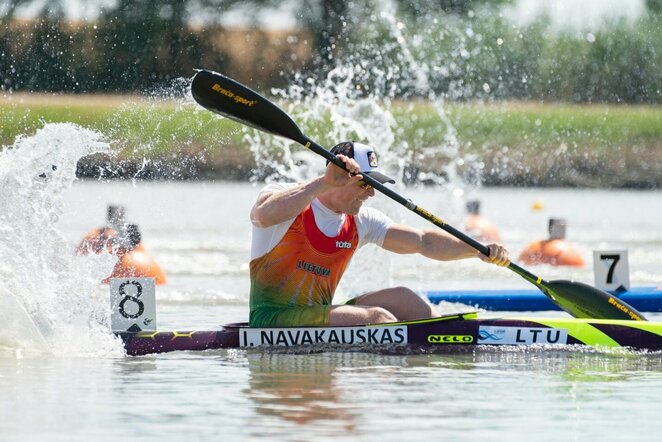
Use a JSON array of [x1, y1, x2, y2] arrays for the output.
[[338, 179, 375, 215]]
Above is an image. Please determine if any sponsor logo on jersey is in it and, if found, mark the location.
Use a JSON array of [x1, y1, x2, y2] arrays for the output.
[[335, 241, 352, 249], [296, 259, 331, 277]]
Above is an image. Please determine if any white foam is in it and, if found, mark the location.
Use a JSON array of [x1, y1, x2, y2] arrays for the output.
[[0, 123, 124, 357]]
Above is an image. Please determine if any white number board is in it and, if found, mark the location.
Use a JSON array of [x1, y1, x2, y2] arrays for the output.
[[593, 250, 630, 291], [110, 278, 157, 332]]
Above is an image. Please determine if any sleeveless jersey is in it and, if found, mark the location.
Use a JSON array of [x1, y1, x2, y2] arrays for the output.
[[249, 204, 359, 313]]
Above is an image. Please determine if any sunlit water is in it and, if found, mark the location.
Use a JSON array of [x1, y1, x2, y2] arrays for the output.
[[2, 131, 662, 440], [2, 0, 661, 438]]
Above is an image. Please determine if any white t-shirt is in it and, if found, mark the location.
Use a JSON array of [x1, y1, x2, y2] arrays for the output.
[[250, 182, 394, 260]]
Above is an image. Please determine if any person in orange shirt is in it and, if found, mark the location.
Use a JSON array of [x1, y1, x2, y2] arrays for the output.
[[249, 141, 510, 328], [76, 205, 126, 256], [77, 206, 167, 284], [518, 218, 585, 267], [465, 200, 501, 243], [102, 224, 167, 285]]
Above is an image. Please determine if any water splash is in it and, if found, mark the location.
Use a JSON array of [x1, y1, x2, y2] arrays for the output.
[[0, 123, 124, 357], [504, 0, 646, 32], [236, 2, 484, 296]]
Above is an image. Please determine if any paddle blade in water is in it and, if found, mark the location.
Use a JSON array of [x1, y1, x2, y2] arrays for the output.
[[542, 280, 647, 320], [191, 70, 307, 145]]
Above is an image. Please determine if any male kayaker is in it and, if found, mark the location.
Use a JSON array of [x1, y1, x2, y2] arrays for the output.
[[249, 141, 510, 327]]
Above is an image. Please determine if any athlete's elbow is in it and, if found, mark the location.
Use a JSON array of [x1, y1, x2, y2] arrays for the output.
[[250, 206, 271, 228]]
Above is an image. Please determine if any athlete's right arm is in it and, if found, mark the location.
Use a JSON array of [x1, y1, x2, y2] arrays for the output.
[[250, 178, 329, 227], [250, 154, 363, 228]]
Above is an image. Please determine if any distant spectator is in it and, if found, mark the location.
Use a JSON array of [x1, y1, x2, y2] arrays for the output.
[[76, 205, 126, 256], [77, 206, 167, 284], [518, 218, 585, 267], [102, 224, 167, 285], [464, 200, 501, 243]]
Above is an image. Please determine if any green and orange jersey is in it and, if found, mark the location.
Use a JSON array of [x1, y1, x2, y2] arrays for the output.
[[249, 182, 394, 327], [249, 204, 359, 326]]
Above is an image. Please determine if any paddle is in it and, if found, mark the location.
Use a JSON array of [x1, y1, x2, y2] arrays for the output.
[[190, 69, 646, 321]]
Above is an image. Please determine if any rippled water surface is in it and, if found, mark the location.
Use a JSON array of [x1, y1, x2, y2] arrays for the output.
[[2, 179, 662, 441]]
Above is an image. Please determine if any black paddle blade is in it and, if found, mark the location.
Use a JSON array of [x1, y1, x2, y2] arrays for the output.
[[190, 71, 643, 322], [541, 280, 647, 320], [191, 69, 307, 145]]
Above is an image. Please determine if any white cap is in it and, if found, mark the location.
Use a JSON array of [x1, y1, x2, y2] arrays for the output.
[[329, 141, 395, 184]]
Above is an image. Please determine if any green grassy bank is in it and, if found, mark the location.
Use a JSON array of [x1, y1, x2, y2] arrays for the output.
[[1, 94, 660, 187]]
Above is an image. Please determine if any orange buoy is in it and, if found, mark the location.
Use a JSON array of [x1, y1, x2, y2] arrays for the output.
[[518, 218, 585, 267], [465, 200, 501, 243]]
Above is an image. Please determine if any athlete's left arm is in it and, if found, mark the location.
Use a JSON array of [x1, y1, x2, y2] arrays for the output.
[[381, 224, 510, 266]]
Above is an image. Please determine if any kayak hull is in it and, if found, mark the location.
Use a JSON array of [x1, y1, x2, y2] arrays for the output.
[[116, 312, 662, 356]]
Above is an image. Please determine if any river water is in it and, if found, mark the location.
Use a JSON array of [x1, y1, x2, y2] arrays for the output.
[[2, 174, 662, 441]]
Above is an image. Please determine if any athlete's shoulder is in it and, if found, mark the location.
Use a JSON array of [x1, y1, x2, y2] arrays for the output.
[[354, 206, 393, 247], [258, 181, 299, 196], [356, 206, 394, 232], [358, 206, 392, 222]]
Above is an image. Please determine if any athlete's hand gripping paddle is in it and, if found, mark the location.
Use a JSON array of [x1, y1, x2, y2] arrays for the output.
[[190, 69, 646, 321]]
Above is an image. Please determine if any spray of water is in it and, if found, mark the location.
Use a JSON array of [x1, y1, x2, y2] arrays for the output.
[[0, 123, 124, 357], [236, 1, 490, 296], [504, 0, 646, 32]]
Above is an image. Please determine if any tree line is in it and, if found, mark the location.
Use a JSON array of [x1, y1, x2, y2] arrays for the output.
[[1, 0, 660, 103]]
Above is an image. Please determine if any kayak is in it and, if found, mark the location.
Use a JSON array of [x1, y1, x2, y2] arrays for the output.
[[427, 286, 662, 312], [116, 312, 662, 356]]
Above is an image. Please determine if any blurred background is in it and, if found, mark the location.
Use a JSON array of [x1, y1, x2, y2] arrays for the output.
[[1, 0, 661, 99], [1, 0, 660, 187], [1, 6, 661, 438]]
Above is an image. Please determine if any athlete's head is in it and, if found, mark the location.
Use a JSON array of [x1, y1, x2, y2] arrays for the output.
[[329, 141, 395, 186], [320, 142, 395, 215]]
